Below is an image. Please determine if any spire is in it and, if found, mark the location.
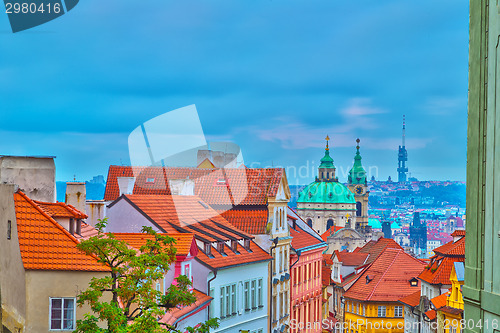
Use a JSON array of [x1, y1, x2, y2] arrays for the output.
[[325, 135, 330, 151], [348, 138, 367, 185], [319, 135, 334, 169]]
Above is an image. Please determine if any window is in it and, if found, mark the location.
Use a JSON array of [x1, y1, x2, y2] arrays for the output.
[[146, 177, 155, 183], [209, 288, 214, 318], [327, 219, 334, 230], [272, 295, 277, 321], [244, 281, 250, 311], [7, 220, 11, 240], [251, 280, 256, 309], [50, 298, 75, 330], [257, 279, 263, 307], [306, 219, 313, 227], [394, 305, 403, 317], [356, 202, 362, 217], [378, 306, 386, 317], [220, 283, 237, 318]]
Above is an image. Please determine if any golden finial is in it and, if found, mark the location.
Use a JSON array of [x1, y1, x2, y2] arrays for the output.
[[325, 135, 330, 151], [356, 138, 360, 150]]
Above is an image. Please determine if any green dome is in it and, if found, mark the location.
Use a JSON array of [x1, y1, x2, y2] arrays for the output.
[[298, 181, 356, 204], [368, 218, 382, 229], [391, 222, 400, 229], [319, 149, 335, 168]]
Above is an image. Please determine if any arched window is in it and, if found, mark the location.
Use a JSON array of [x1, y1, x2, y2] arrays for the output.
[[306, 219, 313, 228], [327, 219, 334, 230], [327, 172, 329, 179], [356, 202, 362, 217]]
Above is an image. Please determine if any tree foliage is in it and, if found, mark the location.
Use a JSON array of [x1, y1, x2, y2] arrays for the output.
[[75, 218, 219, 333]]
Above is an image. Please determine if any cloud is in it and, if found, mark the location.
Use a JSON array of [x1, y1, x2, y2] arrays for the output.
[[422, 97, 466, 115]]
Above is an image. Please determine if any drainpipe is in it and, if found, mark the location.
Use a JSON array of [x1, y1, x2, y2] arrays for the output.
[[207, 270, 217, 321], [290, 247, 302, 269], [269, 237, 279, 333]]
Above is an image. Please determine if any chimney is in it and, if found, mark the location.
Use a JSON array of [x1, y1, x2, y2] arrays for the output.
[[117, 177, 136, 196], [65, 182, 86, 214]]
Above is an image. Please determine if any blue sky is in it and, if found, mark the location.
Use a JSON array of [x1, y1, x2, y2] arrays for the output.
[[0, 0, 469, 184]]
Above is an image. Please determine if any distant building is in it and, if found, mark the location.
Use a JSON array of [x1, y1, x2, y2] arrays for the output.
[[397, 116, 408, 183], [409, 212, 427, 257]]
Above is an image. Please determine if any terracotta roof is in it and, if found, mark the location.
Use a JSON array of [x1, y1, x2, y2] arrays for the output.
[[160, 289, 212, 326], [431, 292, 448, 309], [399, 290, 421, 307], [14, 191, 109, 272], [425, 309, 437, 321], [34, 200, 88, 219], [117, 194, 253, 241], [219, 207, 269, 234], [290, 225, 326, 251], [418, 236, 465, 285], [450, 229, 465, 237], [344, 248, 425, 302], [439, 306, 463, 315], [75, 223, 99, 240], [320, 226, 344, 241], [195, 241, 272, 270], [104, 166, 284, 206], [322, 256, 333, 286], [356, 237, 403, 265], [112, 233, 197, 256], [433, 236, 465, 256], [334, 250, 369, 267]]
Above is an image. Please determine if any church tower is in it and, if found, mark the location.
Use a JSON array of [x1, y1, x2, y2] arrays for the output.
[[296, 136, 357, 234], [347, 139, 370, 233]]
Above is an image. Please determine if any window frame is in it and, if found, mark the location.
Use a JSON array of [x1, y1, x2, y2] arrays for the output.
[[377, 305, 386, 317], [49, 297, 76, 331]]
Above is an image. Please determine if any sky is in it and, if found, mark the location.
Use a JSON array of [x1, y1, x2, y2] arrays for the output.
[[0, 0, 469, 184]]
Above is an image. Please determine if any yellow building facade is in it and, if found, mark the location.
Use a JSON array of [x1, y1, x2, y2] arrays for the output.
[[343, 300, 405, 333]]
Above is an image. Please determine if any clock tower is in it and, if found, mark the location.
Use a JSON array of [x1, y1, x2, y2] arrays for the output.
[[347, 139, 370, 233]]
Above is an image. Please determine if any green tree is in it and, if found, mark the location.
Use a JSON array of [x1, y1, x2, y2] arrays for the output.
[[75, 218, 219, 333]]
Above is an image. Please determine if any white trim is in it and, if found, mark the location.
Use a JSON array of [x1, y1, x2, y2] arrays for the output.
[[49, 297, 76, 331]]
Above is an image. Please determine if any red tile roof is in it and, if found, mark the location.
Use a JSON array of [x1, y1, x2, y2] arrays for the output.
[[419, 236, 465, 285], [219, 207, 269, 234], [334, 250, 369, 267], [450, 229, 465, 237], [14, 191, 109, 272], [425, 309, 437, 321], [431, 292, 448, 309], [290, 225, 326, 251], [104, 166, 284, 206], [399, 290, 421, 307], [433, 236, 465, 257], [160, 289, 212, 326], [356, 237, 403, 265], [344, 248, 425, 302], [321, 226, 344, 241], [112, 233, 197, 256], [34, 200, 88, 219], [195, 241, 272, 270], [117, 194, 253, 241]]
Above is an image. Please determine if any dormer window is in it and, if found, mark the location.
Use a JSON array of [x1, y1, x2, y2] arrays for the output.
[[146, 178, 155, 183], [204, 243, 212, 256], [409, 277, 419, 287], [244, 238, 251, 250], [217, 241, 225, 254], [231, 240, 238, 252], [366, 275, 373, 284]]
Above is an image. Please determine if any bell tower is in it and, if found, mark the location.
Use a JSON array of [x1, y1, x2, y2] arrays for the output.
[[347, 139, 369, 233], [317, 135, 337, 182]]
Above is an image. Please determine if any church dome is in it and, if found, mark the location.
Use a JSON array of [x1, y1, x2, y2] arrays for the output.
[[298, 181, 356, 204]]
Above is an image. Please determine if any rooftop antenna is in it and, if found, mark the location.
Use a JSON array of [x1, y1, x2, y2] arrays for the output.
[[402, 115, 406, 147]]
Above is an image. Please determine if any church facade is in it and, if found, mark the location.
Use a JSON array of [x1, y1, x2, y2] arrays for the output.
[[296, 137, 370, 236]]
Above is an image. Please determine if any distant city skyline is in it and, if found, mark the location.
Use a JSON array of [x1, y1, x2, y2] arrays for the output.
[[0, 0, 468, 182]]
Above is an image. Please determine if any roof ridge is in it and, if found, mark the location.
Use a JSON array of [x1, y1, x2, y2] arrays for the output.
[[366, 248, 402, 301], [17, 190, 82, 246]]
